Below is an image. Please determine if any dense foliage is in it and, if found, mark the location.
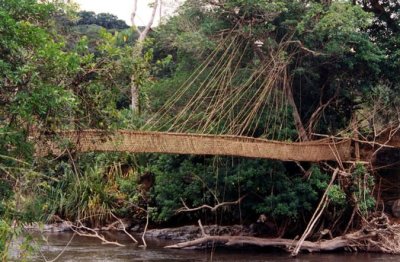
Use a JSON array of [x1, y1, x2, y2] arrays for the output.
[[0, 0, 135, 258], [1, 0, 399, 258], [77, 11, 129, 30]]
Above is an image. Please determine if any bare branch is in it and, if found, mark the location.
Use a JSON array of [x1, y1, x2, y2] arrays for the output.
[[177, 195, 247, 213], [141, 207, 150, 248], [110, 212, 138, 243], [69, 221, 125, 247], [198, 219, 207, 237], [131, 0, 142, 35], [291, 168, 339, 256], [138, 0, 159, 42]]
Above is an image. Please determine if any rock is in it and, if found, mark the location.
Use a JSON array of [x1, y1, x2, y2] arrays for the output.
[[24, 221, 72, 232], [146, 225, 200, 241], [145, 225, 251, 241], [249, 214, 277, 237], [392, 199, 400, 218], [131, 224, 141, 232]]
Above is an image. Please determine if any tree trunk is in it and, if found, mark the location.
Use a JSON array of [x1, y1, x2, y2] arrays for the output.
[[138, 0, 159, 42], [164, 231, 382, 253], [284, 73, 309, 141], [130, 75, 139, 113], [130, 0, 159, 112]]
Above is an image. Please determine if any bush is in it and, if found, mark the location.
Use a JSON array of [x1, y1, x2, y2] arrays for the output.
[[150, 155, 331, 225]]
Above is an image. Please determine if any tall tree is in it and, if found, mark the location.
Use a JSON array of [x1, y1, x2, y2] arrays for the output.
[[150, 0, 384, 139], [130, 0, 159, 112]]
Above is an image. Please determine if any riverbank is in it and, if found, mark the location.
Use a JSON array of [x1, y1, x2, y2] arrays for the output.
[[24, 221, 253, 240], [23, 212, 400, 255]]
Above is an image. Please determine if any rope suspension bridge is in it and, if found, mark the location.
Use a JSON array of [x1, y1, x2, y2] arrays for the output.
[[34, 30, 400, 163], [36, 130, 352, 162]]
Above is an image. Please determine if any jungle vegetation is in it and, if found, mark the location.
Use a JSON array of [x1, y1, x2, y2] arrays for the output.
[[0, 0, 399, 259]]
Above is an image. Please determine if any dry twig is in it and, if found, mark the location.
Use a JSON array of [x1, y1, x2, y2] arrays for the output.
[[177, 195, 247, 213]]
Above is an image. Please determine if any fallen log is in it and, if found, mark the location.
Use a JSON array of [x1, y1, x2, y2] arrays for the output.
[[165, 207, 400, 254], [164, 230, 377, 252]]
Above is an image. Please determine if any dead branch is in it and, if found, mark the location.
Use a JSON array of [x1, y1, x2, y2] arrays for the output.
[[198, 219, 207, 237], [291, 168, 339, 256], [177, 195, 247, 213], [131, 0, 159, 39], [101, 220, 120, 231], [69, 221, 125, 247], [131, 0, 140, 34], [110, 212, 138, 243], [141, 207, 150, 248], [164, 231, 374, 252]]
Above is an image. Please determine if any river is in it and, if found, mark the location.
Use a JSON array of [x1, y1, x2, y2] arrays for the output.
[[26, 232, 399, 262]]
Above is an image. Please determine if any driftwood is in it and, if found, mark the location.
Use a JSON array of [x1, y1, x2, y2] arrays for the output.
[[59, 212, 139, 247], [164, 230, 377, 252], [164, 230, 384, 253], [165, 214, 400, 254]]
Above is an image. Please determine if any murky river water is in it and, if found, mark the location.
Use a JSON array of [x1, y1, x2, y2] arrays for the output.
[[25, 232, 400, 262]]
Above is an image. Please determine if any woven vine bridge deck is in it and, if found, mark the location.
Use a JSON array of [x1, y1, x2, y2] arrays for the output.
[[35, 130, 352, 162]]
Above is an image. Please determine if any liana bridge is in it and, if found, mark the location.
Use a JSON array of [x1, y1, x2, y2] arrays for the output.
[[33, 32, 400, 164], [36, 130, 353, 162]]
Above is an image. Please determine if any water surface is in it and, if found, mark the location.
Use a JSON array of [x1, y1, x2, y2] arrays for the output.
[[30, 232, 400, 262]]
